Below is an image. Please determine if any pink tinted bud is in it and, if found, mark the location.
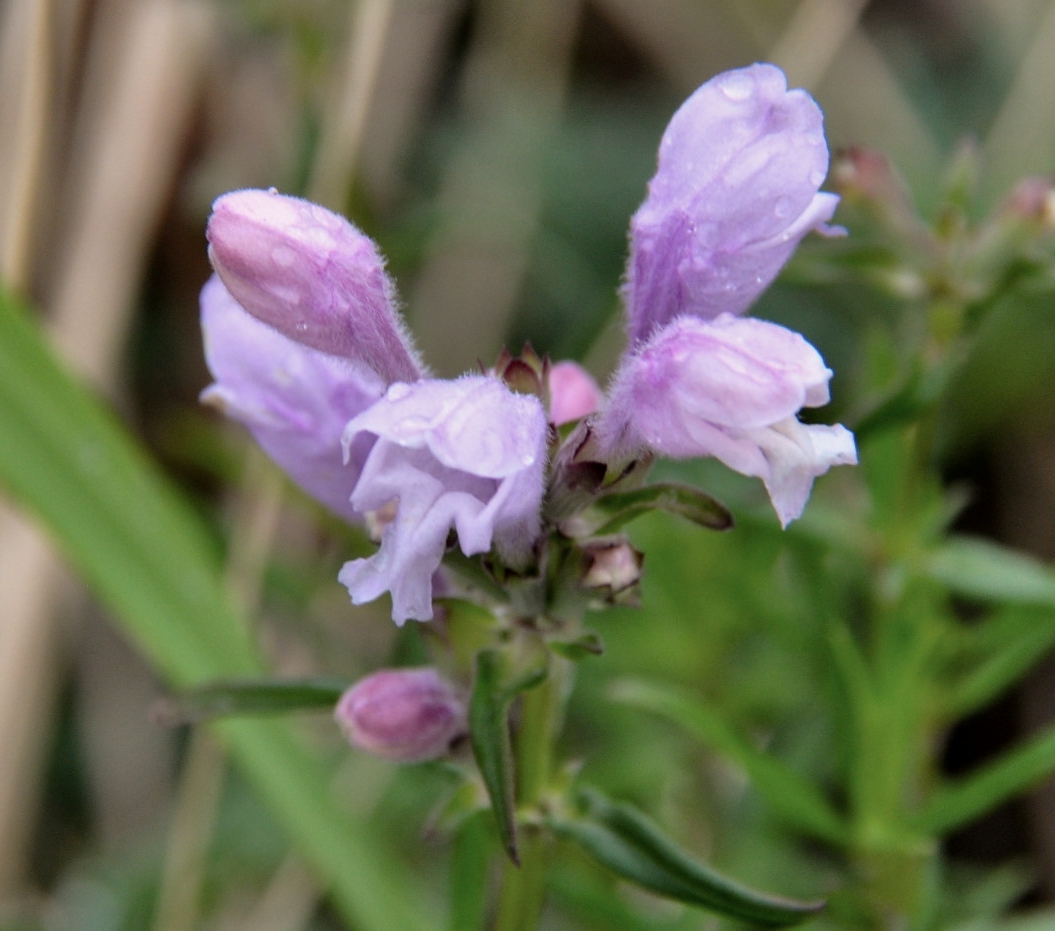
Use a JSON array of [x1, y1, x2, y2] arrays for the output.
[[548, 361, 602, 426], [335, 668, 465, 762], [207, 189, 424, 384]]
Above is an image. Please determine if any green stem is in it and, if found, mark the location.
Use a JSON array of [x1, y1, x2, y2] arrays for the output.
[[493, 655, 570, 931]]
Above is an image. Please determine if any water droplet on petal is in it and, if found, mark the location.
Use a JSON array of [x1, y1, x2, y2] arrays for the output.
[[774, 196, 793, 219], [387, 383, 412, 401], [809, 170, 825, 187], [717, 71, 753, 101], [267, 186, 278, 195]]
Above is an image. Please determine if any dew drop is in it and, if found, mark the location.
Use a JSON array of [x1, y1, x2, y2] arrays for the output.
[[809, 170, 825, 187], [387, 383, 412, 401], [717, 71, 752, 101], [774, 196, 793, 219], [294, 321, 309, 333], [267, 186, 278, 195]]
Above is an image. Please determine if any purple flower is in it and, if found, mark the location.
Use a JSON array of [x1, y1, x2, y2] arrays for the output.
[[334, 668, 466, 762], [624, 63, 841, 346], [596, 63, 855, 526], [207, 188, 425, 384], [338, 376, 547, 625], [201, 191, 548, 624], [599, 314, 856, 527], [200, 274, 384, 523]]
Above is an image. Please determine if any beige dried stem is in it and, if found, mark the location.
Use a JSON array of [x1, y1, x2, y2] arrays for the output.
[[409, 0, 584, 375], [981, 0, 1055, 201], [307, 0, 396, 211], [0, 0, 215, 901], [591, 0, 940, 183], [157, 4, 411, 929]]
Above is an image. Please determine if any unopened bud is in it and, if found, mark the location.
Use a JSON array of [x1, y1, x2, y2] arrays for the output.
[[334, 668, 466, 762], [207, 189, 423, 384], [548, 361, 602, 427], [581, 538, 643, 601]]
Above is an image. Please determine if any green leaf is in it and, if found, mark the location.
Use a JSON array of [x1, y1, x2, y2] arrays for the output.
[[948, 607, 1055, 716], [0, 289, 428, 931], [553, 787, 825, 926], [567, 482, 733, 537], [548, 630, 605, 661], [914, 723, 1055, 835], [611, 678, 847, 845], [468, 648, 547, 865], [926, 536, 1055, 608], [156, 677, 348, 726]]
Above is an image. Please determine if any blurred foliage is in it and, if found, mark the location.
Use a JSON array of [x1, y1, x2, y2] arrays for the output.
[[4, 0, 1055, 929]]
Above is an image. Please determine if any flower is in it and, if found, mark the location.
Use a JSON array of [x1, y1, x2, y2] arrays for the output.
[[599, 314, 856, 527], [334, 668, 466, 762], [624, 63, 842, 346], [338, 376, 547, 625], [598, 63, 855, 525], [202, 190, 548, 624], [200, 274, 384, 523]]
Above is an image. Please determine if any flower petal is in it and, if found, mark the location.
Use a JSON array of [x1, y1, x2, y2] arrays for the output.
[[625, 63, 841, 344], [339, 376, 547, 623], [597, 313, 854, 525], [200, 274, 384, 522]]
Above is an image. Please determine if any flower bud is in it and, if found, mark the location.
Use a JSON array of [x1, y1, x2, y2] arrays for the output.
[[548, 361, 602, 426], [334, 668, 466, 762], [207, 189, 424, 384], [581, 537, 643, 605]]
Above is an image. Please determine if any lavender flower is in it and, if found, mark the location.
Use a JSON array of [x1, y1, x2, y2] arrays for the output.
[[339, 375, 546, 625], [600, 314, 856, 527], [202, 189, 547, 624], [598, 63, 855, 525], [624, 63, 841, 346], [334, 668, 466, 762]]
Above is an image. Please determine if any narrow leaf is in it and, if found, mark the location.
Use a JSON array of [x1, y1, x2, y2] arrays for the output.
[[948, 606, 1055, 716], [155, 677, 348, 726], [611, 678, 847, 845], [554, 787, 825, 926], [468, 649, 546, 864], [567, 482, 733, 537], [926, 536, 1055, 608], [0, 289, 428, 931], [548, 630, 605, 661], [914, 723, 1055, 835]]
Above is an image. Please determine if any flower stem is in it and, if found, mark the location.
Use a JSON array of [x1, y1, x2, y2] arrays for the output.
[[493, 653, 569, 931]]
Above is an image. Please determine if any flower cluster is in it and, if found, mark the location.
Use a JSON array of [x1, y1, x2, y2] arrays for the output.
[[201, 63, 855, 646]]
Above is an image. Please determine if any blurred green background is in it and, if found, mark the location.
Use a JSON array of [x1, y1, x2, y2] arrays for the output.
[[2, 0, 1055, 928]]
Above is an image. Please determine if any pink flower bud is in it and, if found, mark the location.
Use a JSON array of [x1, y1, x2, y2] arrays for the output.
[[548, 361, 602, 426], [207, 189, 424, 384], [334, 668, 466, 762]]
